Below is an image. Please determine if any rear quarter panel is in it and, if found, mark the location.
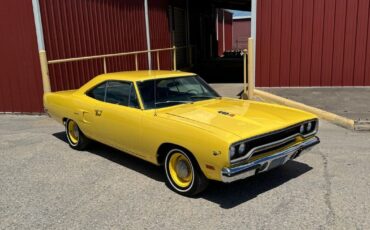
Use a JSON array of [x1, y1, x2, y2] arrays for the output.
[[43, 90, 78, 125]]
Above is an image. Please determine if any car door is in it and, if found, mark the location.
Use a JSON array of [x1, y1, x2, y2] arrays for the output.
[[92, 81, 143, 156]]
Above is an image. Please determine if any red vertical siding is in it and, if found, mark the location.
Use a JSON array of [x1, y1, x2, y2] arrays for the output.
[[217, 9, 233, 56], [217, 9, 224, 56], [289, 0, 303, 86], [269, 0, 282, 86], [224, 11, 233, 51], [353, 0, 370, 85], [148, 0, 172, 70], [256, 0, 370, 86], [331, 0, 346, 86], [260, 0, 272, 86], [342, 1, 358, 85], [310, 0, 325, 86], [255, 0, 263, 86], [40, 0, 151, 91], [279, 0, 293, 86], [299, 0, 314, 86], [0, 0, 44, 113], [232, 19, 251, 49]]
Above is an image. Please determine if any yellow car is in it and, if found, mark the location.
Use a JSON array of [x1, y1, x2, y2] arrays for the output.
[[44, 70, 320, 196]]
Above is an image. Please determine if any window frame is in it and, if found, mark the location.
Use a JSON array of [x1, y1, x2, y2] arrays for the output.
[[85, 80, 142, 110]]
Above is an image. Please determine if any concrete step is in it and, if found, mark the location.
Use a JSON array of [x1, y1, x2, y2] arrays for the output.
[[354, 120, 370, 131]]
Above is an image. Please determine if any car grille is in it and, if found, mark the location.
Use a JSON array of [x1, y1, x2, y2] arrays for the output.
[[253, 121, 317, 156]]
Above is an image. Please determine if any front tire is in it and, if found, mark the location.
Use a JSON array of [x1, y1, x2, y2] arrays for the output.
[[164, 148, 208, 196], [65, 119, 90, 150]]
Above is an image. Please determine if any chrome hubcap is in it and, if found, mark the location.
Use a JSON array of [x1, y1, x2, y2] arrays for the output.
[[73, 125, 79, 139], [176, 160, 190, 179]]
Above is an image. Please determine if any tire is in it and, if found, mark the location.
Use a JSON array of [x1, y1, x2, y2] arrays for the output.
[[65, 119, 90, 150], [164, 148, 209, 196]]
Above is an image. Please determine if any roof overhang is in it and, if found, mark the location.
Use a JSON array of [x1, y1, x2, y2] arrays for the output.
[[208, 0, 251, 11]]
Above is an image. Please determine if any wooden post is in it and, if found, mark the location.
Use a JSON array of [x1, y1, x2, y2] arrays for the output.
[[248, 38, 254, 99], [39, 50, 51, 93], [103, 57, 107, 73], [156, 51, 160, 70], [173, 46, 177, 71], [243, 49, 247, 95]]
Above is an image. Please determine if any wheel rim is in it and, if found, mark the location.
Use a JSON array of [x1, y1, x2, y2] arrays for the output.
[[67, 120, 79, 144], [168, 152, 193, 188]]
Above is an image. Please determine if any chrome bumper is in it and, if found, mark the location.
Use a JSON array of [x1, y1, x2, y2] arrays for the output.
[[221, 136, 320, 183]]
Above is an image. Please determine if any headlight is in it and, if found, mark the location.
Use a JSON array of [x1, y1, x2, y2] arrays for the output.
[[230, 146, 236, 159], [299, 125, 305, 134], [306, 122, 312, 132], [238, 143, 246, 154]]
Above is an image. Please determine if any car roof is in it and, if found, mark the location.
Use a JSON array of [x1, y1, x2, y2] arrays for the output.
[[95, 70, 196, 82]]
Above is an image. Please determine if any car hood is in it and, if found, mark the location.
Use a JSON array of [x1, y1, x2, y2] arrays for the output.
[[160, 98, 316, 139]]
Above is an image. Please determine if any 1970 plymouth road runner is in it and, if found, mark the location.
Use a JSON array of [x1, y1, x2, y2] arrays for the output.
[[44, 70, 320, 196]]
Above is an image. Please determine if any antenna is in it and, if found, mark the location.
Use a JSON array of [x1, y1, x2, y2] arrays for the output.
[[154, 72, 157, 116]]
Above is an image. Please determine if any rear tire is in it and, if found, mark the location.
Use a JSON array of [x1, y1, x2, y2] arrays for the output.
[[164, 148, 208, 196], [65, 119, 90, 150]]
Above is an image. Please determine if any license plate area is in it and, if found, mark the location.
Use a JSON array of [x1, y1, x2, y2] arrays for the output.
[[267, 156, 288, 170]]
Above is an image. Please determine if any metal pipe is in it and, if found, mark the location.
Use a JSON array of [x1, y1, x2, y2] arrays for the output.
[[32, 0, 45, 50], [156, 51, 160, 70], [144, 0, 152, 70], [48, 47, 185, 64], [103, 58, 107, 73], [32, 0, 51, 93], [222, 9, 225, 53], [248, 38, 255, 99], [173, 46, 177, 71], [216, 9, 219, 41], [135, 54, 138, 71], [251, 0, 257, 86]]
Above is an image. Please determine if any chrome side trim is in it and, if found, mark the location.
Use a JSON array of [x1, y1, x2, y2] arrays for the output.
[[222, 136, 320, 183]]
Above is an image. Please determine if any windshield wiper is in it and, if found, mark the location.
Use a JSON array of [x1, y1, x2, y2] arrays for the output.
[[155, 100, 193, 105], [190, 95, 221, 100]]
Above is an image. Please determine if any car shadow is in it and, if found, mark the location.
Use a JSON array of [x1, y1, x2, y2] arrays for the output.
[[200, 161, 312, 209], [53, 131, 312, 209], [52, 132, 164, 182]]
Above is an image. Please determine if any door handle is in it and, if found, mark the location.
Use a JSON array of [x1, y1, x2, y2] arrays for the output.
[[95, 110, 103, 116]]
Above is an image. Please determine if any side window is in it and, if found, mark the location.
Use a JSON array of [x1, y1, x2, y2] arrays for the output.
[[105, 81, 131, 105], [86, 81, 140, 109], [86, 82, 106, 101]]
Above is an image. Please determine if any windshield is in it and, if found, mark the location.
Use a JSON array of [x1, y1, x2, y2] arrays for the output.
[[137, 75, 220, 109]]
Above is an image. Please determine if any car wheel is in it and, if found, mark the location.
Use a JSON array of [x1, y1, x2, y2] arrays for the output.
[[164, 148, 209, 196], [65, 119, 90, 150]]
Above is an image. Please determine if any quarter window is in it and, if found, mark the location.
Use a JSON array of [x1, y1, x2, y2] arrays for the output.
[[86, 81, 140, 109], [86, 82, 106, 102]]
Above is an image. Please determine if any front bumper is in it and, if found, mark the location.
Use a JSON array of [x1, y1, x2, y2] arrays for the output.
[[221, 136, 320, 183]]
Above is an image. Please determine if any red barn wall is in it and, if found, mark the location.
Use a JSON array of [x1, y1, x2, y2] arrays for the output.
[[232, 19, 251, 50], [224, 11, 233, 51], [0, 0, 44, 113], [39, 0, 172, 91], [148, 0, 172, 70], [256, 0, 370, 87], [217, 9, 233, 56]]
